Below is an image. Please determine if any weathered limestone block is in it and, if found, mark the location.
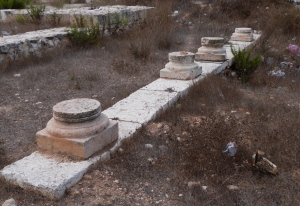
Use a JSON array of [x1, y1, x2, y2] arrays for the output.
[[195, 37, 226, 61], [36, 98, 118, 159], [0, 28, 69, 66], [160, 51, 202, 80], [231, 28, 253, 42]]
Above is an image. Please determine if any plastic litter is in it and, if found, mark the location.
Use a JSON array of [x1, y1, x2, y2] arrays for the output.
[[280, 61, 293, 69], [252, 150, 278, 175], [288, 44, 300, 56], [222, 142, 237, 157], [1, 30, 10, 36], [269, 70, 285, 77]]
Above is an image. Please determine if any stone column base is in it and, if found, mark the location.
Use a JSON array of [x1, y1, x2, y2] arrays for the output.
[[36, 119, 118, 159]]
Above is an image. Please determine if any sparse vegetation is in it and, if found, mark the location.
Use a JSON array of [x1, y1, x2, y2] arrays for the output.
[[15, 14, 27, 24], [27, 4, 45, 24], [47, 12, 62, 27], [107, 12, 129, 35], [67, 15, 103, 46], [231, 46, 261, 83]]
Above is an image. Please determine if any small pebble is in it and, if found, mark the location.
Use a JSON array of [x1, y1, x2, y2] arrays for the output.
[[145, 144, 153, 149]]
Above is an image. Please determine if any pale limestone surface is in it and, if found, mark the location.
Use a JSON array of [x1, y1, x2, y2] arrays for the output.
[[103, 89, 180, 124], [53, 98, 101, 123], [230, 27, 253, 42], [0, 152, 92, 199], [0, 5, 153, 21], [195, 37, 226, 61], [196, 62, 225, 75], [2, 198, 17, 206], [141, 78, 193, 92], [0, 151, 110, 199], [160, 52, 202, 80], [0, 28, 69, 65], [108, 121, 142, 153]]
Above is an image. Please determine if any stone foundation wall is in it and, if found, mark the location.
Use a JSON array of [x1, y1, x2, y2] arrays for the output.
[[0, 28, 69, 67], [0, 6, 153, 67]]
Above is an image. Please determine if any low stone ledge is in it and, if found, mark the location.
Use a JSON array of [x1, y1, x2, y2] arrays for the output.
[[0, 28, 69, 67]]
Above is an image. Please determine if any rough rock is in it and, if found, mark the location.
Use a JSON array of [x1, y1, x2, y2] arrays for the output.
[[2, 198, 17, 206]]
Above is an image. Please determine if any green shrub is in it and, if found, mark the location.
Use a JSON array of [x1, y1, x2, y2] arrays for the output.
[[231, 46, 261, 83], [74, 13, 87, 28], [27, 4, 45, 24], [107, 12, 128, 35], [0, 0, 29, 9], [47, 12, 62, 26], [15, 13, 27, 24], [67, 15, 102, 46]]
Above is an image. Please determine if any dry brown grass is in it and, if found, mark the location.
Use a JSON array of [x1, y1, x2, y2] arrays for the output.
[[126, 0, 174, 59], [91, 74, 299, 205]]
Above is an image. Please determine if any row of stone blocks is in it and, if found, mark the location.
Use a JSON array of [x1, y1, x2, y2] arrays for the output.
[[0, 5, 153, 26], [0, 5, 153, 67], [0, 27, 258, 199], [160, 27, 254, 80], [37, 27, 255, 159]]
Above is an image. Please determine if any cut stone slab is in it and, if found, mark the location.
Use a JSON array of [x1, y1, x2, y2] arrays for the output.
[[115, 121, 142, 141], [141, 78, 193, 92], [108, 121, 142, 153], [196, 61, 226, 75], [102, 89, 180, 124], [0, 152, 92, 199]]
